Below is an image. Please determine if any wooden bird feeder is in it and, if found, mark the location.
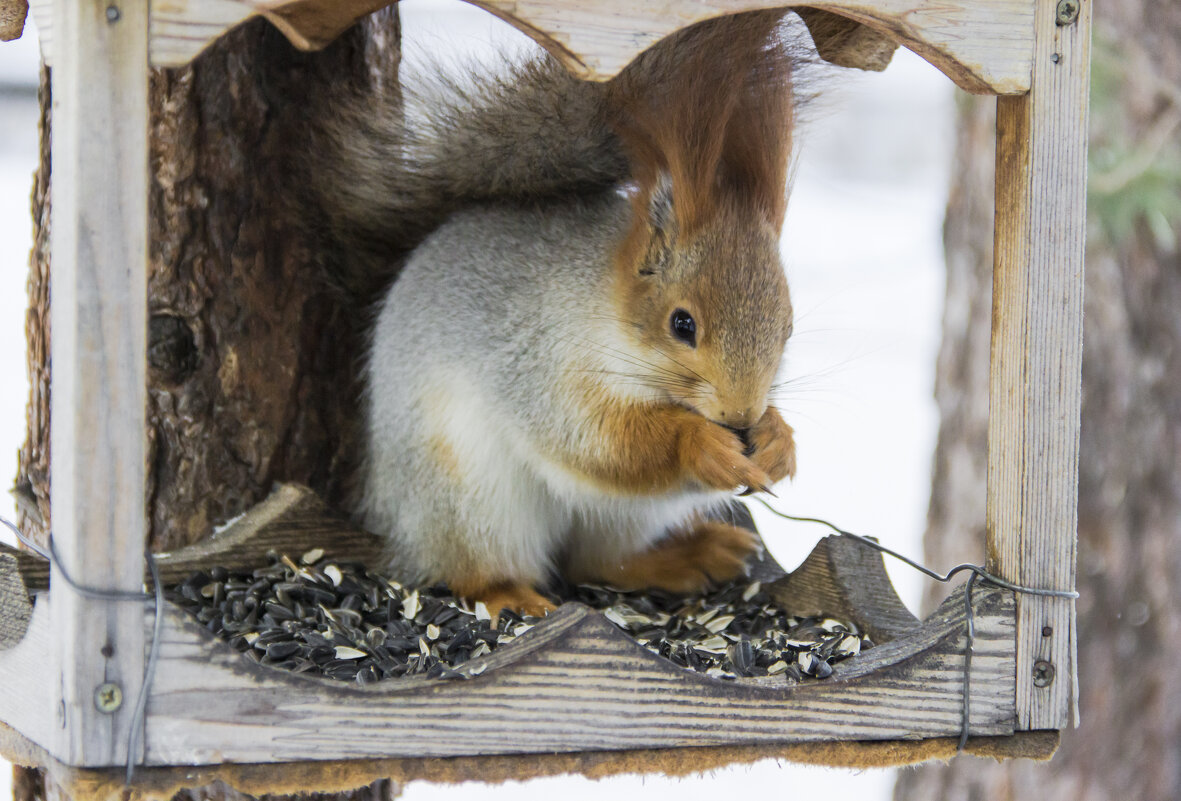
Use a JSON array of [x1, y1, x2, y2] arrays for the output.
[[0, 0, 1088, 796]]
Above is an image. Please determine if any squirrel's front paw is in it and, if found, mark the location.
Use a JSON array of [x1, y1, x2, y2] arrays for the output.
[[679, 416, 772, 493], [748, 406, 796, 484]]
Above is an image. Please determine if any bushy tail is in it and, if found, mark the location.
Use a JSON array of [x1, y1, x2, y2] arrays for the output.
[[310, 55, 628, 296], [308, 12, 818, 300]]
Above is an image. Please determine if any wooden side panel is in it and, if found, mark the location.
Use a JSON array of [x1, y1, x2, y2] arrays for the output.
[[0, 543, 50, 648], [49, 0, 150, 768], [0, 596, 57, 756], [142, 585, 1014, 766], [988, 0, 1089, 730]]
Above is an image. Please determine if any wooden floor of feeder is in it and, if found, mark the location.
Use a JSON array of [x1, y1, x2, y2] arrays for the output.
[[0, 484, 1043, 777]]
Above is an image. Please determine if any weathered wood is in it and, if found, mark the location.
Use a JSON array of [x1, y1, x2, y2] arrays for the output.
[[49, 0, 150, 768], [0, 543, 50, 648], [987, 0, 1089, 731], [466, 0, 1034, 92], [767, 535, 920, 645], [141, 582, 1013, 765], [796, 8, 898, 72], [0, 491, 1020, 771], [29, 0, 1035, 94], [0, 721, 1058, 801], [0, 486, 1017, 767], [0, 595, 59, 759], [0, 0, 27, 40], [152, 484, 384, 587], [0, 564, 1019, 768]]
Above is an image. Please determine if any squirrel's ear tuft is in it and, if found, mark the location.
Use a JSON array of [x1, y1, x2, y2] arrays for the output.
[[648, 171, 677, 236]]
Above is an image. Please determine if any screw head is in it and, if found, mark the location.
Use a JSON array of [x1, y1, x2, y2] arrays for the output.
[[105, 5, 120, 23], [94, 682, 123, 713], [1055, 0, 1080, 26], [1032, 660, 1056, 688]]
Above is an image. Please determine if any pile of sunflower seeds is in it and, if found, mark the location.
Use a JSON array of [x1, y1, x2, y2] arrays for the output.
[[569, 582, 870, 680], [169, 550, 871, 686]]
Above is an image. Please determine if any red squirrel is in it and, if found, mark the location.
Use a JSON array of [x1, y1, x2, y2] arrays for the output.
[[317, 11, 802, 615]]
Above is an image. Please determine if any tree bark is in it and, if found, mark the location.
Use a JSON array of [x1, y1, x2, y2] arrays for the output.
[[14, 8, 402, 801], [895, 1, 1181, 799]]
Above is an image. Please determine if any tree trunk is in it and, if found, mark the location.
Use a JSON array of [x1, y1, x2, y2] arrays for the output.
[[895, 1, 1181, 799], [14, 8, 403, 801]]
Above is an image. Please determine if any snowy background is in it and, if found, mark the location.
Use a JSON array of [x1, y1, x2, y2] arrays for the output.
[[0, 1, 955, 798]]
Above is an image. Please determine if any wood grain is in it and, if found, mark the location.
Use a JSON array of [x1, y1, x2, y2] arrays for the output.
[[152, 484, 384, 587], [0, 0, 27, 41], [30, 0, 1035, 95], [0, 481, 1018, 766], [466, 0, 1034, 92], [0, 594, 59, 759], [142, 583, 1014, 765], [796, 8, 898, 73], [0, 544, 49, 648], [988, 0, 1089, 730], [768, 534, 920, 645], [48, 0, 150, 768]]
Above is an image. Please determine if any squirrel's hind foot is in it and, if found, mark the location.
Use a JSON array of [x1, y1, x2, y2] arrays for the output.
[[581, 521, 760, 595], [451, 577, 557, 624]]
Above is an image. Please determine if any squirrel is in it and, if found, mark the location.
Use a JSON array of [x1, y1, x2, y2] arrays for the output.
[[315, 10, 805, 617]]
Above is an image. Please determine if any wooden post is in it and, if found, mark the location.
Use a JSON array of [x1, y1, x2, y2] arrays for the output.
[[988, 0, 1090, 730], [48, 0, 149, 767]]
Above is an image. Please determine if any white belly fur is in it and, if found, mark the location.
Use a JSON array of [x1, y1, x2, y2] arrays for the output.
[[426, 370, 728, 575]]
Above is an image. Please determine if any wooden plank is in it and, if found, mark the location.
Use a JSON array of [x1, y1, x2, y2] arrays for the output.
[[152, 484, 386, 587], [768, 534, 920, 645], [142, 584, 1014, 765], [988, 0, 1089, 730], [0, 722, 1059, 800], [0, 595, 61, 758], [49, 0, 150, 768], [32, 0, 1035, 95], [466, 0, 1034, 92], [0, 543, 50, 648]]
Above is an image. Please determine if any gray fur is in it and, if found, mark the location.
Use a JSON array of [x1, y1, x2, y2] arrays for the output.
[[359, 194, 723, 584], [314, 57, 628, 276]]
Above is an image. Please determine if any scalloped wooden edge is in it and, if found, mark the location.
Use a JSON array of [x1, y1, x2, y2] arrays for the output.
[[27, 0, 1035, 94], [0, 483, 1020, 769]]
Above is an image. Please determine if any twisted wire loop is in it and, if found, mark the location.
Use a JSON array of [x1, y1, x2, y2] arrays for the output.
[[1, 515, 161, 783], [755, 498, 1078, 752]]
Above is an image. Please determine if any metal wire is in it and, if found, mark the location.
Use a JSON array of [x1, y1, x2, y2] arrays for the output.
[[754, 497, 1078, 752], [1, 514, 161, 783]]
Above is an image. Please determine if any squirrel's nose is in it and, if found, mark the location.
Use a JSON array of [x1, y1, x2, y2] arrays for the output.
[[718, 407, 757, 428]]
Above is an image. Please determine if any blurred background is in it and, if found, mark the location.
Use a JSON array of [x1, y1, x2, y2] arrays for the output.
[[1, 1, 955, 799]]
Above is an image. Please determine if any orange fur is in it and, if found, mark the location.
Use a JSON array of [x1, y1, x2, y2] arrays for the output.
[[749, 406, 797, 483], [607, 10, 796, 266], [571, 519, 760, 593], [557, 386, 776, 496], [449, 574, 557, 621]]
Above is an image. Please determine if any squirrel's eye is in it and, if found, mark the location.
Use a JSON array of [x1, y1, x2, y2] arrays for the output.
[[670, 309, 697, 346]]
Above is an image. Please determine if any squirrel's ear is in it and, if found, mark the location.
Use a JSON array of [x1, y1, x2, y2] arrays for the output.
[[648, 171, 677, 237]]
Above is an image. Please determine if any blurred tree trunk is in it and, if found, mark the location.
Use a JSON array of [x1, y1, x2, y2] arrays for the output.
[[895, 1, 1181, 799], [14, 8, 402, 801]]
